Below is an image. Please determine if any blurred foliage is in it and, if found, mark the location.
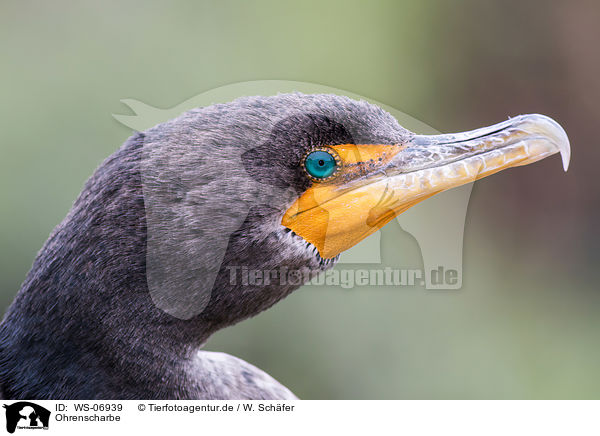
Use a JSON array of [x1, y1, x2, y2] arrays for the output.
[[0, 0, 598, 398]]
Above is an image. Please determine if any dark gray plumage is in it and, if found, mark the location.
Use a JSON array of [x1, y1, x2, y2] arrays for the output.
[[0, 94, 408, 399]]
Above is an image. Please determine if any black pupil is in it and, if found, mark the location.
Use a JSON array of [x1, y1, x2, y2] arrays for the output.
[[318, 160, 325, 166]]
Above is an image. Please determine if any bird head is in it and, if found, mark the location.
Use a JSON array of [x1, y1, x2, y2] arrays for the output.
[[139, 93, 570, 320], [0, 92, 572, 399]]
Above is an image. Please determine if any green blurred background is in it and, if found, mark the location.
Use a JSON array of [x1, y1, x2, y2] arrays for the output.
[[1, 1, 598, 398]]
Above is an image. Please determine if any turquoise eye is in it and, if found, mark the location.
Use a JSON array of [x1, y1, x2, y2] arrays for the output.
[[304, 150, 338, 180]]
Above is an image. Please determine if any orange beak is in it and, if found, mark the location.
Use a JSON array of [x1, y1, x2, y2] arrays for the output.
[[282, 114, 570, 259]]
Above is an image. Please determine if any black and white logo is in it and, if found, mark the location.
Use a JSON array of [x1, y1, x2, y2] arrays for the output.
[[3, 402, 50, 433]]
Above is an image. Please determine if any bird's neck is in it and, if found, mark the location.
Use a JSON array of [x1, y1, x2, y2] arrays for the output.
[[0, 134, 220, 398], [0, 132, 316, 399]]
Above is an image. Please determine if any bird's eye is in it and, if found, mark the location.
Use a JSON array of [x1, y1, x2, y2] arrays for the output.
[[303, 149, 339, 181]]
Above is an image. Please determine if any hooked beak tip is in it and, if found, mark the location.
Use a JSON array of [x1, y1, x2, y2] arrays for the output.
[[510, 114, 571, 172]]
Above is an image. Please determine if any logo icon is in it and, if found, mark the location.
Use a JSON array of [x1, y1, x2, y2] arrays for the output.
[[3, 402, 50, 433]]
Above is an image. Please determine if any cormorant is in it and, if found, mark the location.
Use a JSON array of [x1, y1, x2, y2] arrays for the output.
[[0, 94, 570, 399]]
